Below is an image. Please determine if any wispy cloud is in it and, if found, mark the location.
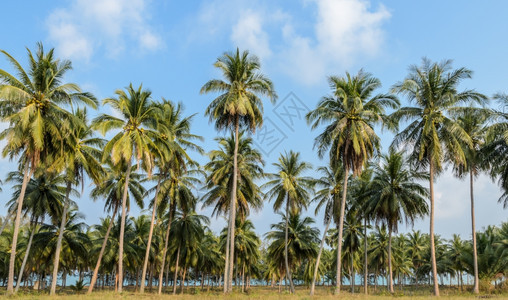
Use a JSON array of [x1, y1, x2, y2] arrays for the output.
[[46, 0, 163, 62]]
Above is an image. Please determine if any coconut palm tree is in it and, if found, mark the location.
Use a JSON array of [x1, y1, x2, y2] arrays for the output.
[[309, 162, 345, 295], [49, 108, 105, 294], [87, 162, 146, 293], [391, 58, 487, 295], [265, 213, 319, 291], [451, 107, 490, 293], [5, 171, 68, 292], [0, 43, 97, 294], [366, 150, 429, 293], [139, 99, 202, 294], [200, 48, 276, 293], [306, 70, 399, 294], [202, 133, 264, 221], [92, 84, 160, 292], [263, 151, 313, 293]]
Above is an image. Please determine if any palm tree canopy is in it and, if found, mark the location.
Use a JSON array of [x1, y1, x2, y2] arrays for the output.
[[306, 70, 399, 176], [201, 48, 277, 132]]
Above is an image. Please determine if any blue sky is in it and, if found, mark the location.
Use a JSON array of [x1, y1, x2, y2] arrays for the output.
[[0, 0, 507, 239]]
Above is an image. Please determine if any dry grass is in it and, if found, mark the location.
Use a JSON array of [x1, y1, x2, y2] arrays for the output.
[[6, 286, 505, 299]]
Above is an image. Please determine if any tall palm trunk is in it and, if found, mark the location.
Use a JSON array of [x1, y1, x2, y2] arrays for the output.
[[387, 224, 394, 293], [284, 198, 295, 293], [15, 221, 37, 293], [226, 117, 240, 293], [470, 170, 479, 294], [7, 161, 32, 295], [429, 160, 440, 296], [140, 178, 161, 293], [364, 218, 368, 294], [335, 168, 349, 294], [172, 245, 181, 295], [223, 218, 231, 293], [88, 205, 118, 294], [118, 161, 132, 293], [310, 219, 331, 295], [158, 202, 175, 294], [173, 246, 180, 295], [50, 181, 72, 295], [351, 244, 355, 293]]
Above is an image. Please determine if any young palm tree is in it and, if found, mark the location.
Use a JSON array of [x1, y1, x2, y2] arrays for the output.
[[0, 43, 97, 294], [451, 107, 490, 293], [391, 58, 487, 295], [50, 108, 105, 295], [309, 162, 345, 295], [87, 162, 145, 293], [306, 71, 399, 294], [200, 48, 276, 293], [366, 150, 429, 293], [139, 99, 202, 294], [263, 151, 313, 293], [92, 84, 159, 292]]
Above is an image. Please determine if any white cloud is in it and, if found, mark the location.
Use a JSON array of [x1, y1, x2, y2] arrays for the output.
[[231, 10, 272, 61], [193, 0, 390, 85], [46, 0, 162, 62]]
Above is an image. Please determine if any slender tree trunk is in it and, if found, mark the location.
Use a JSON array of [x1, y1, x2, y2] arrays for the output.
[[7, 162, 32, 295], [284, 198, 295, 293], [118, 161, 132, 293], [469, 170, 479, 294], [158, 203, 174, 294], [15, 222, 36, 293], [180, 266, 187, 293], [226, 118, 240, 293], [140, 178, 161, 293], [351, 247, 354, 294], [336, 168, 349, 294], [241, 262, 245, 293], [223, 219, 230, 293], [88, 205, 118, 294], [172, 245, 181, 295], [310, 219, 331, 295], [50, 181, 72, 295], [364, 218, 368, 295], [429, 160, 440, 296], [388, 224, 394, 293]]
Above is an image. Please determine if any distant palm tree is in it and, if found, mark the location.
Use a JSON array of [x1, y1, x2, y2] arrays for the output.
[[406, 230, 427, 285], [200, 49, 276, 293], [87, 162, 146, 294], [451, 107, 490, 293], [0, 43, 97, 294], [309, 162, 345, 295], [265, 213, 319, 291], [366, 150, 429, 293], [93, 84, 160, 292], [306, 70, 399, 294], [391, 58, 486, 296], [263, 151, 313, 293]]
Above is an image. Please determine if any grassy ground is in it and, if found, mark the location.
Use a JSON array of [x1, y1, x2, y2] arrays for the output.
[[6, 286, 506, 299]]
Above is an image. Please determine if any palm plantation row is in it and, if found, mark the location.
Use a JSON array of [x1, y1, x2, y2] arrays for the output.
[[0, 43, 507, 296]]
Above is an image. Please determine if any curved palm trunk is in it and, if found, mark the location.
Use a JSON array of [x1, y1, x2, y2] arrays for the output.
[[226, 118, 240, 293], [284, 198, 295, 293], [335, 169, 349, 295], [118, 161, 132, 293], [140, 178, 161, 293], [87, 205, 118, 294], [50, 181, 72, 295], [15, 221, 36, 293], [172, 245, 181, 295], [387, 224, 394, 293], [429, 160, 440, 296], [7, 161, 32, 295], [364, 218, 368, 294], [470, 170, 479, 294], [158, 202, 175, 294], [310, 219, 331, 295]]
